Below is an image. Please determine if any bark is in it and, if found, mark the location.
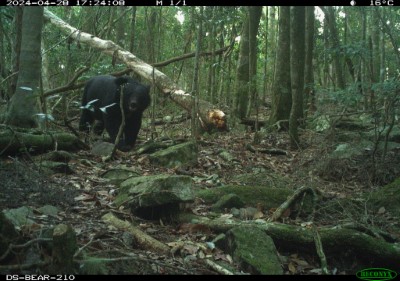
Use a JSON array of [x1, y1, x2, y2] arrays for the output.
[[191, 6, 203, 138], [10, 7, 23, 97], [6, 7, 43, 128], [247, 7, 262, 116], [234, 7, 262, 119], [43, 9, 227, 132], [262, 7, 269, 103], [304, 7, 315, 115], [233, 12, 250, 119], [269, 7, 291, 127], [369, 9, 381, 109], [289, 6, 305, 148], [129, 7, 136, 53]]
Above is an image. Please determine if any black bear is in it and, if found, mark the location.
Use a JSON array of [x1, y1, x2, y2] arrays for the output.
[[79, 75, 151, 152]]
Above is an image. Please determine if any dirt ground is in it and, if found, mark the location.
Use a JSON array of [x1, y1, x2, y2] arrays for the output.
[[1, 128, 398, 275]]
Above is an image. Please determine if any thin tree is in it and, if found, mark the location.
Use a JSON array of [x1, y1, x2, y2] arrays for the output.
[[191, 6, 203, 140], [6, 7, 44, 128], [320, 6, 345, 90], [289, 6, 305, 148], [304, 6, 315, 116]]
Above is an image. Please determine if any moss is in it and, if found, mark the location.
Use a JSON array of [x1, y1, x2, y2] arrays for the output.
[[367, 178, 400, 217], [197, 185, 292, 210]]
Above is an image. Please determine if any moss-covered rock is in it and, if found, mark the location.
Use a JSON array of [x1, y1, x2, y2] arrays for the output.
[[115, 174, 194, 220], [226, 226, 283, 274], [149, 141, 198, 168], [211, 194, 245, 211], [367, 177, 400, 217]]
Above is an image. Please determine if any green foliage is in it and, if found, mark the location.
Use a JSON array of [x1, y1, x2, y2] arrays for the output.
[[317, 84, 362, 109], [371, 78, 400, 100]]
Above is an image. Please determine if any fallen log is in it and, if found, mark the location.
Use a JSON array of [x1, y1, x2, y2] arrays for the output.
[[176, 216, 400, 269], [0, 125, 86, 155]]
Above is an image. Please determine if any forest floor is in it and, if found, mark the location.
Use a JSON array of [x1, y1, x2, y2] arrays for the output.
[[1, 124, 398, 275]]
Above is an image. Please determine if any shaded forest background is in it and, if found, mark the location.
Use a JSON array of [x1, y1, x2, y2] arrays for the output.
[[0, 6, 400, 275], [1, 6, 399, 152]]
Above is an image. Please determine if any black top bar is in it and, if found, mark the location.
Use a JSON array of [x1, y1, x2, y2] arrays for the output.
[[3, 0, 397, 6]]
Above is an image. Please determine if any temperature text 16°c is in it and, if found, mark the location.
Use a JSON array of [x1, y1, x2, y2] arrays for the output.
[[370, 0, 394, 5]]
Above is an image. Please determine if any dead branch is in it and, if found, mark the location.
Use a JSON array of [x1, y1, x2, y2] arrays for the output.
[[101, 212, 170, 255], [152, 44, 233, 68]]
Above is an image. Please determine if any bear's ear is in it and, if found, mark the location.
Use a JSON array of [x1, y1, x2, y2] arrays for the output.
[[115, 77, 129, 86]]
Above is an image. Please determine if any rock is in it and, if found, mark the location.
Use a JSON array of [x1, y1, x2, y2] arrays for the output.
[[38, 205, 59, 217], [3, 206, 35, 227], [225, 226, 283, 274], [149, 141, 198, 168], [0, 212, 20, 259], [39, 161, 74, 174], [101, 166, 140, 185], [91, 141, 114, 156], [41, 150, 72, 163], [115, 174, 194, 220], [238, 207, 258, 220], [211, 194, 245, 211]]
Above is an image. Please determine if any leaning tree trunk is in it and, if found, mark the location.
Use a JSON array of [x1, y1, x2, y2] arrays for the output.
[[43, 9, 227, 132], [6, 7, 44, 128]]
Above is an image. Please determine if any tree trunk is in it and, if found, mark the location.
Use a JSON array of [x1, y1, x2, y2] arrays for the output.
[[191, 6, 203, 139], [115, 7, 126, 46], [268, 7, 277, 97], [289, 6, 305, 148], [43, 9, 227, 132], [360, 7, 368, 110], [233, 12, 250, 119], [6, 7, 43, 128], [304, 7, 315, 115], [320, 6, 345, 89], [369, 9, 381, 109], [269, 7, 291, 128], [247, 7, 262, 116], [10, 7, 23, 98], [0, 15, 6, 100], [145, 8, 157, 63], [129, 7, 137, 53], [262, 7, 269, 104]]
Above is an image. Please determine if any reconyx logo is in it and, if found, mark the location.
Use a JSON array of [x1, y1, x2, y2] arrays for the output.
[[356, 268, 397, 281]]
